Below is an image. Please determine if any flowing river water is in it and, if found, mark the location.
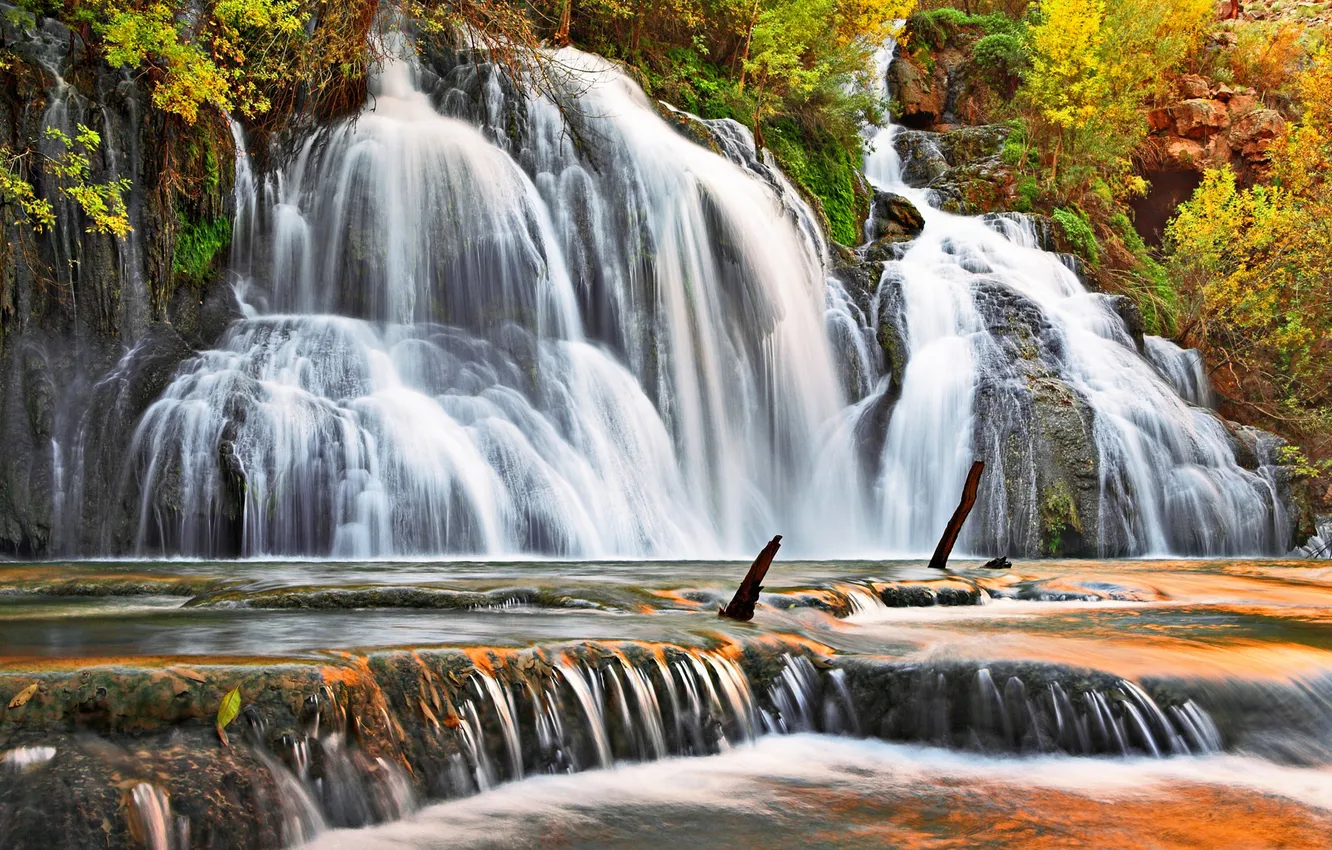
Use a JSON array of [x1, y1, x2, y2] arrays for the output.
[[4, 29, 1330, 850], [4, 557, 1332, 847]]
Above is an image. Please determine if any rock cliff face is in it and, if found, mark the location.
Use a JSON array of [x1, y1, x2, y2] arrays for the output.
[[0, 6, 239, 556], [892, 124, 1020, 215], [1130, 74, 1286, 242]]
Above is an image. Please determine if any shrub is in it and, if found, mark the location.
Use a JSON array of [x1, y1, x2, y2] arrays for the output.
[[173, 215, 232, 284], [1053, 205, 1099, 265], [1015, 175, 1040, 212], [971, 32, 1029, 93]]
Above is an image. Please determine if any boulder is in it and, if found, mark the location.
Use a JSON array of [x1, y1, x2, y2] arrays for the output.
[[892, 125, 1016, 216], [1028, 378, 1100, 557], [893, 130, 951, 186], [1168, 99, 1230, 139], [1147, 107, 1173, 133], [1106, 294, 1146, 353], [887, 53, 948, 129], [1225, 92, 1259, 116], [867, 191, 925, 242], [1163, 137, 1208, 169], [1177, 74, 1211, 99], [1228, 108, 1285, 162], [934, 124, 1011, 163]]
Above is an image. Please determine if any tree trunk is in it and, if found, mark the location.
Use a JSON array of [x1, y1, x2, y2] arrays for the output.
[[719, 535, 782, 621], [736, 0, 760, 91], [928, 460, 985, 570], [554, 0, 571, 47]]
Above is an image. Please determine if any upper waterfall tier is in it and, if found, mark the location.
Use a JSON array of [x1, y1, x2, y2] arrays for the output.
[[848, 40, 1291, 557], [125, 46, 862, 558]]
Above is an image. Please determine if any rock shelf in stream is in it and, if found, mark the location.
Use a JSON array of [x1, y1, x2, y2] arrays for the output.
[[0, 570, 1171, 617], [0, 629, 1267, 850]]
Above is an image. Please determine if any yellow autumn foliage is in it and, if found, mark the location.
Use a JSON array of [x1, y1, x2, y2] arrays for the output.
[[1020, 0, 1213, 198], [1166, 46, 1332, 427], [1024, 0, 1106, 132]]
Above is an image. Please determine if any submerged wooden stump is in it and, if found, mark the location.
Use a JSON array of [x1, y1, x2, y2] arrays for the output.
[[928, 461, 985, 570], [719, 535, 782, 621]]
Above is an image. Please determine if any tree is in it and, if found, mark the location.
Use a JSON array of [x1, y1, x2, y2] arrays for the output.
[[1165, 47, 1332, 437]]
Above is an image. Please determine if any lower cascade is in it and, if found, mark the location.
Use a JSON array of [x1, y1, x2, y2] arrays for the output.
[[102, 36, 1292, 559], [2, 637, 1269, 846]]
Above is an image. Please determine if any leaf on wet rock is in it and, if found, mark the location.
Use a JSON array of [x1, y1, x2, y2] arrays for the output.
[[216, 686, 242, 748], [418, 698, 439, 729], [8, 683, 39, 709], [169, 666, 208, 684]]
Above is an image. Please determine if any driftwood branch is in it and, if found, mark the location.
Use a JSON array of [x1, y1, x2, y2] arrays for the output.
[[719, 534, 782, 621], [928, 461, 984, 570]]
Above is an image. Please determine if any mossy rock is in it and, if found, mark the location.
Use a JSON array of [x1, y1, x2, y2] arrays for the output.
[[867, 190, 925, 242]]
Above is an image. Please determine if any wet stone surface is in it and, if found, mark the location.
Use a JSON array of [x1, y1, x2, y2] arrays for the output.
[[3, 558, 1332, 848]]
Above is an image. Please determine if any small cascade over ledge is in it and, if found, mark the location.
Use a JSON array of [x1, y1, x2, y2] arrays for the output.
[[12, 634, 1298, 847]]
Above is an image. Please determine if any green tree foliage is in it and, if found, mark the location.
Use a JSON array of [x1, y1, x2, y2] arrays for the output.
[[971, 32, 1029, 95], [1051, 206, 1098, 265], [0, 125, 130, 238]]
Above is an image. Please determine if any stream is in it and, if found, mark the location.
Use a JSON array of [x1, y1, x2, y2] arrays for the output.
[[4, 558, 1332, 847]]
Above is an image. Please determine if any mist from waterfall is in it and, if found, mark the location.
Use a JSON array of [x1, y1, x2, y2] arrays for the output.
[[122, 35, 1289, 559]]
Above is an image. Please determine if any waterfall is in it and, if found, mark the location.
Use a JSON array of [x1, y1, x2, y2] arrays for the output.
[[119, 33, 1289, 559], [1144, 335, 1215, 409], [853, 40, 1289, 556], [127, 42, 859, 558]]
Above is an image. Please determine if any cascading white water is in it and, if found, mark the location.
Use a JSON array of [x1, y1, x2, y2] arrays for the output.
[[1144, 335, 1214, 409], [855, 41, 1289, 555], [128, 41, 859, 558], [122, 32, 1290, 559]]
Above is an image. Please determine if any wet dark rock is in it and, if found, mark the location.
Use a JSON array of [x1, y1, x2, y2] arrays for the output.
[[892, 125, 1016, 215], [934, 124, 1010, 164], [829, 246, 880, 308], [962, 278, 1105, 557], [893, 130, 951, 186], [983, 556, 1012, 569], [862, 237, 914, 264], [876, 580, 984, 607], [837, 657, 1214, 756], [867, 190, 924, 242], [1106, 294, 1146, 353], [655, 102, 725, 156], [1028, 379, 1100, 557], [875, 267, 910, 392], [0, 9, 236, 558]]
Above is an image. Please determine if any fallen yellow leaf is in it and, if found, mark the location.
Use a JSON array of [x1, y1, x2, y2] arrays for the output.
[[8, 683, 38, 709]]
